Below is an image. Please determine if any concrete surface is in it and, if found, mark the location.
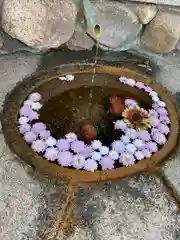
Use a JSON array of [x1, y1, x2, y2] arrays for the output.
[[0, 51, 180, 239]]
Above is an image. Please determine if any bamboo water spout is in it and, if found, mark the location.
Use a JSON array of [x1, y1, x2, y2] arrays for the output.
[[83, 0, 101, 38]]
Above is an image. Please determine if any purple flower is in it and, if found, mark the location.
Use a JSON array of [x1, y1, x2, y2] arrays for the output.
[[151, 117, 161, 127], [138, 130, 151, 141], [28, 92, 41, 102], [152, 103, 160, 110], [91, 151, 102, 161], [144, 86, 153, 93], [146, 141, 158, 153], [136, 82, 145, 89], [23, 99, 34, 106], [114, 120, 127, 131], [19, 116, 29, 125], [82, 145, 93, 158], [100, 156, 114, 170], [72, 154, 85, 169], [149, 109, 158, 118], [133, 139, 145, 149], [152, 132, 166, 145], [156, 107, 168, 116], [44, 147, 58, 161], [84, 158, 98, 172], [20, 105, 32, 116], [120, 152, 135, 166], [125, 144, 137, 154], [134, 151, 144, 160], [24, 131, 37, 143], [124, 99, 138, 107], [27, 111, 39, 121], [111, 140, 125, 153], [121, 135, 131, 144], [19, 123, 31, 134], [65, 132, 77, 142], [125, 128, 137, 140], [71, 140, 85, 153], [149, 91, 158, 98], [158, 124, 170, 135], [45, 136, 57, 147], [119, 76, 128, 83], [57, 139, 70, 151], [39, 130, 51, 139], [159, 116, 170, 125], [126, 78, 136, 86], [100, 146, 109, 155], [152, 96, 159, 102], [91, 140, 102, 150], [32, 122, 46, 134], [31, 102, 42, 111], [31, 140, 47, 153], [142, 149, 152, 158], [109, 150, 119, 160], [151, 128, 159, 136], [158, 101, 166, 107], [57, 151, 72, 166]]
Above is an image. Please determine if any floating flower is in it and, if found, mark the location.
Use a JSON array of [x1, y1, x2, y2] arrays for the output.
[[109, 150, 119, 160], [45, 136, 57, 147], [100, 146, 109, 155], [28, 111, 39, 121], [152, 103, 160, 110], [114, 120, 127, 131], [144, 86, 153, 93], [32, 122, 46, 134], [57, 151, 72, 166], [158, 124, 170, 135], [23, 99, 34, 106], [125, 144, 137, 154], [71, 140, 85, 153], [91, 140, 102, 150], [134, 151, 144, 160], [31, 139, 47, 153], [101, 156, 114, 170], [19, 123, 31, 134], [20, 105, 32, 116], [133, 139, 144, 149], [149, 91, 158, 98], [152, 96, 160, 102], [121, 135, 131, 144], [28, 92, 41, 102], [84, 158, 98, 172], [151, 128, 159, 136], [152, 132, 166, 145], [142, 149, 152, 158], [119, 76, 128, 83], [72, 154, 85, 169], [138, 130, 151, 141], [125, 128, 137, 139], [66, 75, 75, 81], [136, 82, 145, 89], [31, 102, 42, 111], [111, 140, 125, 153], [124, 99, 138, 107], [39, 130, 51, 139], [146, 141, 158, 153], [19, 116, 29, 125], [156, 107, 168, 116], [126, 78, 136, 86], [82, 145, 93, 158], [44, 147, 58, 161], [159, 116, 170, 125], [65, 132, 77, 142], [24, 131, 37, 143], [122, 106, 151, 130], [120, 152, 135, 166], [151, 117, 161, 127], [149, 109, 158, 118], [57, 139, 70, 151], [91, 151, 101, 161], [158, 101, 166, 107]]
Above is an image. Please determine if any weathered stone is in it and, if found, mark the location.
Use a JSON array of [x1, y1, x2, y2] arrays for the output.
[[0, 33, 3, 49], [137, 4, 158, 24], [130, 0, 180, 7], [86, 1, 142, 49], [1, 0, 77, 50], [66, 31, 95, 51], [141, 11, 180, 53]]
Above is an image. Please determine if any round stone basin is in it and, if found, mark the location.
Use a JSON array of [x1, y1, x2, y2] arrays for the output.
[[1, 64, 179, 183]]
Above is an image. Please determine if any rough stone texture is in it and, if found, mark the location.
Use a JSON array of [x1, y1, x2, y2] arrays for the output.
[[66, 31, 95, 51], [1, 0, 77, 50], [130, 0, 180, 6], [87, 1, 142, 49], [136, 4, 158, 24], [141, 11, 180, 53], [0, 33, 3, 49], [0, 53, 40, 111]]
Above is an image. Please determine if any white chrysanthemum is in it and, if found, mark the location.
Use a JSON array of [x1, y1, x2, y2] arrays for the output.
[[58, 76, 67, 80], [84, 158, 98, 172], [92, 140, 102, 150], [31, 102, 42, 111], [149, 91, 158, 97], [125, 144, 137, 154], [19, 116, 29, 125], [152, 96, 160, 102], [158, 101, 166, 107], [28, 92, 41, 102], [91, 151, 101, 161], [114, 120, 127, 131], [109, 150, 119, 160], [66, 75, 74, 81], [133, 139, 144, 149], [45, 136, 57, 147], [100, 146, 109, 155], [65, 132, 77, 142], [23, 100, 34, 106]]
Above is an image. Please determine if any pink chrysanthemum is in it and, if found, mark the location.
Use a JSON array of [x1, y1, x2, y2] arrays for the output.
[[72, 154, 85, 169], [19, 123, 31, 134], [84, 158, 98, 172], [71, 140, 85, 153], [24, 131, 37, 143], [39, 130, 51, 139], [100, 156, 114, 170], [31, 140, 47, 153], [32, 122, 46, 134], [120, 152, 135, 166], [44, 147, 58, 161], [57, 151, 72, 166], [57, 139, 70, 151]]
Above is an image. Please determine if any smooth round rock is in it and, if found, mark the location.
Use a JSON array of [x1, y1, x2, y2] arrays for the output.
[[1, 0, 77, 50], [136, 4, 157, 24], [87, 1, 142, 49], [141, 11, 180, 53]]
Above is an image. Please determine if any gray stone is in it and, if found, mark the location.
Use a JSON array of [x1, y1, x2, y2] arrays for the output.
[[0, 52, 40, 111], [66, 31, 95, 51], [130, 0, 180, 7], [0, 33, 3, 49], [86, 1, 142, 49], [137, 4, 158, 24], [1, 0, 77, 50], [141, 11, 180, 53]]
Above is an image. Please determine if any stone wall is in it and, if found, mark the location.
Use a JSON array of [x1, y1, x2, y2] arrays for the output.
[[0, 0, 180, 55]]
